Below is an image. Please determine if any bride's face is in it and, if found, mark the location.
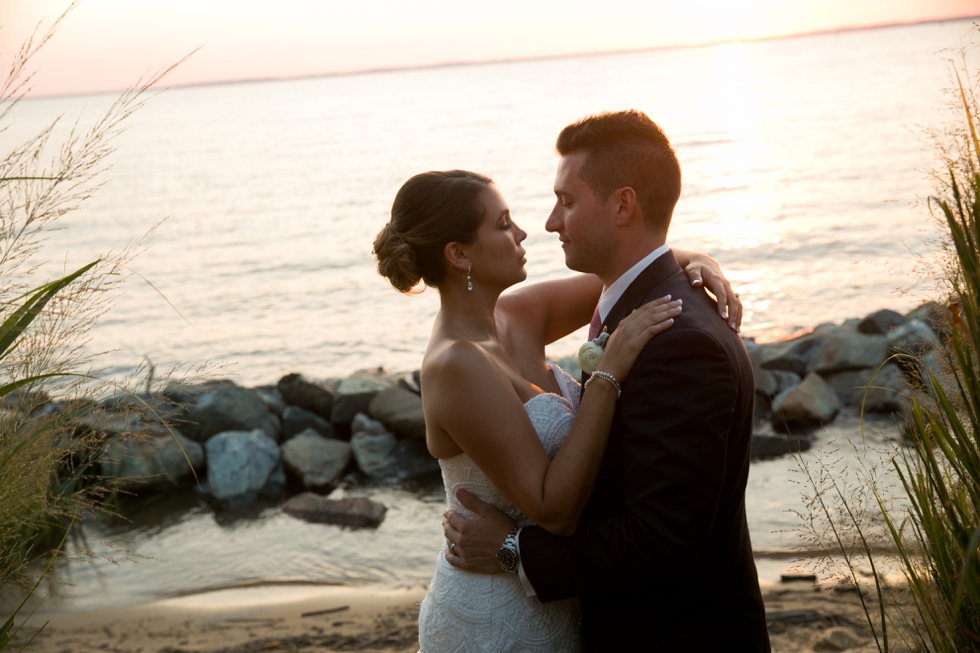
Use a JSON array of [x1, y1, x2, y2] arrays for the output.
[[466, 186, 528, 291]]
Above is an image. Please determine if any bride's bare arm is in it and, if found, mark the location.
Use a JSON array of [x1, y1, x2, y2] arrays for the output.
[[425, 297, 681, 537], [497, 251, 741, 353]]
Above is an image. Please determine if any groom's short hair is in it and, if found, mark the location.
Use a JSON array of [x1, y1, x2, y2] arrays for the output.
[[557, 110, 681, 232]]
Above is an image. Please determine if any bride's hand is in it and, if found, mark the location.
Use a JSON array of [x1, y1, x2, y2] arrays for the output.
[[682, 253, 742, 332], [595, 296, 682, 382]]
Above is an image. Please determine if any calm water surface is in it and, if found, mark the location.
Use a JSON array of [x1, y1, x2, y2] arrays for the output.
[[5, 19, 974, 610]]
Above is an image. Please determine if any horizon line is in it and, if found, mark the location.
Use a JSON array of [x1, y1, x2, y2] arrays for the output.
[[21, 11, 980, 102]]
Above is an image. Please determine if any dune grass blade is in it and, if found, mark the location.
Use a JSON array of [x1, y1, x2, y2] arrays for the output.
[[0, 261, 98, 357]]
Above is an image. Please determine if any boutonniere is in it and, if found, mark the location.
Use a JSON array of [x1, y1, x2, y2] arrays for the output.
[[578, 328, 610, 375]]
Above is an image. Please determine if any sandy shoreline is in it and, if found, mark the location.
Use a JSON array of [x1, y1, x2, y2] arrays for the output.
[[13, 580, 900, 653]]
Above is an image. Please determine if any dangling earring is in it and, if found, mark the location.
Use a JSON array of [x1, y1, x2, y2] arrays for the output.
[[466, 265, 473, 291]]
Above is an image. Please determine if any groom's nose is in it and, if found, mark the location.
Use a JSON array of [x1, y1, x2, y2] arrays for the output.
[[545, 202, 562, 232]]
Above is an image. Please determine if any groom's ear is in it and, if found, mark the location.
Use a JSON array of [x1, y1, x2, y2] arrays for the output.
[[611, 187, 640, 227]]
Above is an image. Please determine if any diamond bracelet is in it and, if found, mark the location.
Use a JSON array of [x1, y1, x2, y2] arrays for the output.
[[584, 370, 621, 398]]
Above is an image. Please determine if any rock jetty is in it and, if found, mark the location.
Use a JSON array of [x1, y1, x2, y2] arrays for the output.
[[19, 301, 947, 526]]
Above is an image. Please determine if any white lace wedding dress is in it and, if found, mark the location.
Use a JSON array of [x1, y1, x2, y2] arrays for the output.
[[418, 364, 584, 653]]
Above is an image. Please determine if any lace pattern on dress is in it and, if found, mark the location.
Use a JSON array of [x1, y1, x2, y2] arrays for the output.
[[418, 365, 584, 653]]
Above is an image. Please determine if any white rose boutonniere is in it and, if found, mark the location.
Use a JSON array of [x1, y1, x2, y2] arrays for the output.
[[577, 330, 610, 375]]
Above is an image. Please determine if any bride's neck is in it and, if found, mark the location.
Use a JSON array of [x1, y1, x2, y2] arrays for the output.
[[436, 284, 500, 341]]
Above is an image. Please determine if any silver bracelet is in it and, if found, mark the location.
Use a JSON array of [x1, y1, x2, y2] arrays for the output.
[[585, 370, 621, 398]]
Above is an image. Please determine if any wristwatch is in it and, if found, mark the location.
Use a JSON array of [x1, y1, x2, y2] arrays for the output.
[[496, 527, 520, 573]]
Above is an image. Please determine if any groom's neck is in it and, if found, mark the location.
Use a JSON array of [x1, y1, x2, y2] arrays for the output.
[[598, 233, 667, 288]]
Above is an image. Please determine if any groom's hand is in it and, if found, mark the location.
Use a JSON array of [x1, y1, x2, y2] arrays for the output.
[[443, 488, 515, 574]]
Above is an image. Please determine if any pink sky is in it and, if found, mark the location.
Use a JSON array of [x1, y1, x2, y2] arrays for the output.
[[3, 0, 979, 97]]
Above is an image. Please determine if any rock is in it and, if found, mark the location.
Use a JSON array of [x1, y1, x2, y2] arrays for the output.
[[809, 626, 863, 651], [887, 318, 940, 358], [754, 369, 801, 399], [183, 386, 281, 443], [772, 372, 840, 433], [754, 393, 772, 423], [386, 439, 441, 480], [253, 385, 286, 416], [348, 415, 438, 481], [76, 411, 143, 437], [750, 433, 812, 459], [806, 332, 888, 374], [263, 462, 288, 499], [0, 388, 49, 414], [857, 309, 907, 335], [281, 405, 333, 440], [100, 426, 204, 489], [906, 301, 949, 338], [281, 493, 387, 528], [350, 429, 398, 477], [277, 373, 335, 420], [351, 412, 389, 435], [822, 364, 909, 413], [742, 338, 763, 376], [330, 369, 397, 425], [281, 430, 351, 491], [205, 429, 281, 503], [761, 336, 822, 376], [368, 387, 426, 440]]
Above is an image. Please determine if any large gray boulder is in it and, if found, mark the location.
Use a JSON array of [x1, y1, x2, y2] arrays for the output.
[[858, 309, 907, 335], [887, 318, 941, 358], [772, 372, 841, 433], [76, 411, 142, 437], [368, 386, 426, 440], [823, 364, 909, 413], [349, 413, 438, 481], [742, 338, 764, 376], [277, 373, 335, 420], [761, 336, 823, 376], [100, 426, 204, 489], [906, 301, 948, 338], [750, 433, 812, 459], [350, 429, 398, 477], [205, 429, 281, 503], [281, 430, 350, 491], [282, 493, 387, 528], [183, 386, 281, 443], [806, 332, 888, 374], [330, 370, 397, 425], [252, 385, 286, 416], [281, 405, 333, 440], [754, 369, 801, 398]]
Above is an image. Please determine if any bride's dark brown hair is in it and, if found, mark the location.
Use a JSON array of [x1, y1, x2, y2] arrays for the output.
[[373, 170, 493, 293]]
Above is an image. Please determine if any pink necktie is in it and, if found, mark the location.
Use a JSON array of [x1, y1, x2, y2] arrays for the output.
[[588, 304, 602, 341]]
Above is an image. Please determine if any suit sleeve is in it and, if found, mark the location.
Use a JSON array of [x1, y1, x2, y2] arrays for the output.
[[519, 328, 736, 602]]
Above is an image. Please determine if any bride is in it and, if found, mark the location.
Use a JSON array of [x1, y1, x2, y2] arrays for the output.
[[372, 170, 740, 652]]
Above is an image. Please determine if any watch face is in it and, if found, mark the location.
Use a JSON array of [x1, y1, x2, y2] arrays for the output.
[[497, 548, 518, 571]]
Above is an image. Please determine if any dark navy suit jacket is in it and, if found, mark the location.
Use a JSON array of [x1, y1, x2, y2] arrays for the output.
[[520, 250, 771, 652]]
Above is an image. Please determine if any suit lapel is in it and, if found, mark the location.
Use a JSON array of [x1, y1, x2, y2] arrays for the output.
[[579, 249, 682, 389], [602, 250, 682, 335]]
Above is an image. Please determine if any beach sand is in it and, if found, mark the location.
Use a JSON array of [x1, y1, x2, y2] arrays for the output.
[[16, 581, 901, 652]]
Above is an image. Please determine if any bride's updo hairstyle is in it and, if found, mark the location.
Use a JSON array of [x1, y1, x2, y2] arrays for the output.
[[373, 170, 493, 293]]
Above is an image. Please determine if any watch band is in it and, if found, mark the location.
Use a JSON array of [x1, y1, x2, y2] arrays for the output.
[[496, 527, 520, 573]]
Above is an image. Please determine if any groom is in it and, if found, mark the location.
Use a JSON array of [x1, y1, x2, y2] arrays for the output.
[[442, 110, 771, 651]]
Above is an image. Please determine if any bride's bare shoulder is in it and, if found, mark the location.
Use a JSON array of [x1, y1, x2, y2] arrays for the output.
[[422, 338, 495, 384]]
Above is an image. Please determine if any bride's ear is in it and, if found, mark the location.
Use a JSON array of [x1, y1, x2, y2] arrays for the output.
[[443, 242, 469, 272]]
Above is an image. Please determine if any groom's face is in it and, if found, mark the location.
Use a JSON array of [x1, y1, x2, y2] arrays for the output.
[[545, 152, 615, 275]]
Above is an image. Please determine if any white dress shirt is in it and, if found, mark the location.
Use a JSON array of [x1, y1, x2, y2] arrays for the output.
[[516, 243, 670, 597]]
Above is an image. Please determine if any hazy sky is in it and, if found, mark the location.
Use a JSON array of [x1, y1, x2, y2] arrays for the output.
[[3, 0, 978, 97]]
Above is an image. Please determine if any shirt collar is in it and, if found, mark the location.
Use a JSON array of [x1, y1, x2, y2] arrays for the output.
[[597, 243, 670, 322]]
